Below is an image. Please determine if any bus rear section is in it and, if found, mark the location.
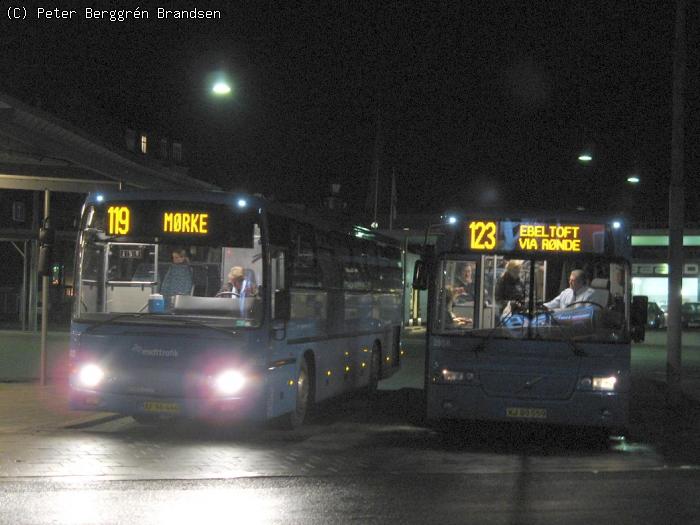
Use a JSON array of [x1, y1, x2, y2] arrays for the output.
[[420, 215, 647, 432]]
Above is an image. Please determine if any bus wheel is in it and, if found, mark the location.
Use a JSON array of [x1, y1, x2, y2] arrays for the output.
[[280, 358, 312, 430]]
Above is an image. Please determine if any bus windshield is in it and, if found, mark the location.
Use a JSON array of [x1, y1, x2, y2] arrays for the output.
[[436, 255, 629, 343], [74, 202, 264, 327]]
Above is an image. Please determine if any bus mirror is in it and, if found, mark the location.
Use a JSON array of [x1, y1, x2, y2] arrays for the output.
[[631, 295, 648, 342], [274, 290, 291, 321], [413, 260, 427, 290]]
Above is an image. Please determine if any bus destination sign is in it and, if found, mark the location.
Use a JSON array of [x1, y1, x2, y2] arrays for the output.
[[467, 220, 606, 254], [107, 205, 210, 236]]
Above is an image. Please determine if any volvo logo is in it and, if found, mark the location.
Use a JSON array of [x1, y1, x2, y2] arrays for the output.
[[130, 344, 179, 358], [518, 375, 544, 393]]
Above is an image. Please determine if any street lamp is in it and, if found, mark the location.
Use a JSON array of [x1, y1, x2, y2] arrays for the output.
[[578, 153, 593, 163], [212, 81, 232, 96], [627, 175, 640, 184]]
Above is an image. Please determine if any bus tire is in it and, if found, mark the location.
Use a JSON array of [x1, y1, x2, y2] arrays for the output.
[[279, 357, 313, 430]]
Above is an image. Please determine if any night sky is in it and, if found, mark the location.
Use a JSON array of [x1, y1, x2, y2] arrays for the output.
[[2, 2, 699, 223]]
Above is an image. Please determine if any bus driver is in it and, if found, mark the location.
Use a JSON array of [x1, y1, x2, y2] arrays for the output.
[[543, 269, 593, 310]]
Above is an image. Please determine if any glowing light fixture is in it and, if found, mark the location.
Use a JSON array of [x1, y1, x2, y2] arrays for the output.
[[627, 175, 640, 184], [214, 370, 245, 395], [592, 376, 617, 391], [612, 221, 621, 229], [96, 194, 104, 203], [447, 215, 458, 225], [237, 198, 247, 208], [78, 364, 104, 388], [578, 153, 593, 162], [212, 81, 232, 95]]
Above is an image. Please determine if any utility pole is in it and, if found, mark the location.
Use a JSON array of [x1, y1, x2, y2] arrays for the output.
[[40, 189, 50, 386], [667, 0, 686, 407]]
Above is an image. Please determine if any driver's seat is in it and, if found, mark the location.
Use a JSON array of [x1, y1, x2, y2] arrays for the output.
[[588, 278, 610, 308]]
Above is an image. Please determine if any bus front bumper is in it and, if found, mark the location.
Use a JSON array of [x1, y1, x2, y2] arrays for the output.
[[427, 385, 628, 430], [69, 387, 267, 422]]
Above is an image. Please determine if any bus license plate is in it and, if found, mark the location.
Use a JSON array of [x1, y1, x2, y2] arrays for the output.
[[506, 407, 547, 419], [143, 401, 180, 414]]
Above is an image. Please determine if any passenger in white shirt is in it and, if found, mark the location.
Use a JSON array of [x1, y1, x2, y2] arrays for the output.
[[543, 269, 593, 310]]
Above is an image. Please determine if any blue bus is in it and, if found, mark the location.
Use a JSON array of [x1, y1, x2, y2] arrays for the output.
[[414, 213, 647, 433], [69, 191, 403, 428]]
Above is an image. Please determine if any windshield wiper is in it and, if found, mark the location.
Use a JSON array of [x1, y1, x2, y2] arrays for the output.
[[82, 313, 147, 334], [533, 305, 586, 357], [473, 308, 519, 353], [473, 304, 585, 357], [82, 312, 238, 339], [142, 315, 239, 339]]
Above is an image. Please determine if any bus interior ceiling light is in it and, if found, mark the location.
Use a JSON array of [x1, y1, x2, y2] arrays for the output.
[[78, 363, 105, 388], [215, 370, 245, 395]]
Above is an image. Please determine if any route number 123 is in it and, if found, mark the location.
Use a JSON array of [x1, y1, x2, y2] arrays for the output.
[[468, 221, 497, 250]]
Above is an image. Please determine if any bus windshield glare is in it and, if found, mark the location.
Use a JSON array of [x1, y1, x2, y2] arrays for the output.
[[74, 201, 263, 327]]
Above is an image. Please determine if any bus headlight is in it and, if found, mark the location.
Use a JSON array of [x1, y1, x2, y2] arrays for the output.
[[434, 368, 475, 384], [78, 364, 104, 388], [580, 375, 617, 391], [592, 376, 617, 391], [214, 370, 246, 395], [442, 369, 464, 382]]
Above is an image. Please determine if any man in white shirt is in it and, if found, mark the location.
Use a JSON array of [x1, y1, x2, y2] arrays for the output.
[[543, 269, 593, 310]]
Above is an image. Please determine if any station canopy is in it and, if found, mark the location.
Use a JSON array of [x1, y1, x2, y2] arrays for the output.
[[0, 91, 218, 194]]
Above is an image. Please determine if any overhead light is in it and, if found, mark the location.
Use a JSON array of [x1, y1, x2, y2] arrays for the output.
[[627, 175, 640, 184], [578, 154, 593, 162], [212, 81, 232, 95]]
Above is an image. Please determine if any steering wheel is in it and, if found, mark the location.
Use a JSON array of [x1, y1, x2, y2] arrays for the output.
[[567, 300, 605, 311], [216, 291, 240, 298]]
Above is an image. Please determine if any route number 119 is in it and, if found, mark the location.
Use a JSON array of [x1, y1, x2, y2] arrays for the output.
[[107, 206, 130, 235]]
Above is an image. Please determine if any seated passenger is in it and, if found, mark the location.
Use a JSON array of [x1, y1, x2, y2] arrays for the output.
[[160, 248, 193, 307], [445, 285, 472, 327], [219, 266, 257, 297], [453, 263, 475, 304], [543, 269, 593, 310]]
